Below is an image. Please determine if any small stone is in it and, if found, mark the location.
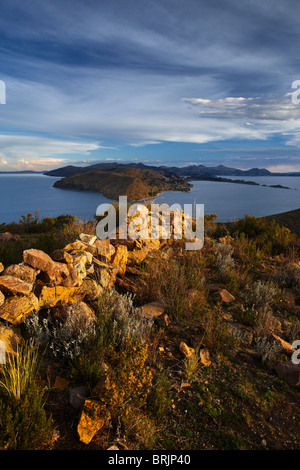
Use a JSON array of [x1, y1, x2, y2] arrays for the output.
[[180, 341, 195, 358], [214, 289, 235, 303], [53, 376, 70, 390], [271, 334, 295, 355], [199, 348, 211, 366], [69, 385, 90, 409], [77, 399, 108, 445], [156, 313, 171, 328]]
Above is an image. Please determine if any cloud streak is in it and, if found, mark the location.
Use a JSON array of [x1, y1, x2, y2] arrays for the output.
[[0, 0, 300, 169]]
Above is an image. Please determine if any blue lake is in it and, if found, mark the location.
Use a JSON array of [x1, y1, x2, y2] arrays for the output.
[[0, 173, 299, 224]]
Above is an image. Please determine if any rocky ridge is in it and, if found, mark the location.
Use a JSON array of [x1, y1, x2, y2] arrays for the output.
[[0, 211, 299, 447]]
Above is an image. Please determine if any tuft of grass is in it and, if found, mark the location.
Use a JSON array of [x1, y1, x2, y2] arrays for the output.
[[0, 341, 52, 450], [0, 341, 40, 401]]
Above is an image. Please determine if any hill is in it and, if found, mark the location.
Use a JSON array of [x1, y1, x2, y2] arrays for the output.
[[262, 208, 300, 237], [53, 167, 191, 200]]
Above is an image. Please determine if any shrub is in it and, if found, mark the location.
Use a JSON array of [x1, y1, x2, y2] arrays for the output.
[[213, 240, 235, 282], [274, 263, 300, 297], [109, 291, 153, 349], [24, 305, 97, 361], [253, 336, 281, 363], [147, 371, 173, 419], [140, 254, 206, 323], [230, 215, 297, 255], [241, 280, 278, 311], [0, 341, 52, 449]]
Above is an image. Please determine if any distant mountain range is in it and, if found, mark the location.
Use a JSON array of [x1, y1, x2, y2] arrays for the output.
[[44, 162, 300, 178]]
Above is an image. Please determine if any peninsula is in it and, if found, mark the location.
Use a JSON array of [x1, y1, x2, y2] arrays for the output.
[[53, 167, 192, 201]]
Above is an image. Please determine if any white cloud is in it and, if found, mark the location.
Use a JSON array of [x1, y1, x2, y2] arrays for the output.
[[182, 95, 300, 121], [0, 134, 102, 171], [266, 164, 300, 173]]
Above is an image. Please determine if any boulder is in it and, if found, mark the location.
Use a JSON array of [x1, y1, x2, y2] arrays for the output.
[[3, 263, 39, 284], [0, 293, 39, 324], [127, 246, 149, 265], [96, 268, 111, 289], [0, 274, 33, 296], [38, 261, 70, 286], [226, 322, 254, 346], [69, 250, 93, 282], [0, 291, 4, 306], [93, 239, 110, 249], [78, 233, 97, 245], [0, 232, 16, 242], [77, 399, 109, 444], [23, 248, 55, 272], [275, 361, 300, 387], [37, 285, 78, 308], [63, 240, 87, 252], [271, 334, 296, 355], [53, 301, 96, 331], [0, 262, 4, 273], [76, 278, 102, 302], [37, 278, 101, 308], [0, 324, 22, 355], [141, 300, 165, 319], [111, 245, 128, 276], [51, 249, 73, 265], [94, 242, 115, 261], [143, 238, 160, 250], [60, 264, 81, 287]]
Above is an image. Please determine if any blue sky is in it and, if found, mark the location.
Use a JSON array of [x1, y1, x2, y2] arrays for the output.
[[0, 0, 300, 171]]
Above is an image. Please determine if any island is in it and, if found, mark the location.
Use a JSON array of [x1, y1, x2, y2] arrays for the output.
[[53, 167, 192, 201]]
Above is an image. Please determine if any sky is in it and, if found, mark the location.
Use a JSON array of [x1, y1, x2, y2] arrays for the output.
[[0, 0, 300, 172]]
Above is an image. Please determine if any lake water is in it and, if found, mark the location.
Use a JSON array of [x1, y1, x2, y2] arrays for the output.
[[0, 173, 299, 224]]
